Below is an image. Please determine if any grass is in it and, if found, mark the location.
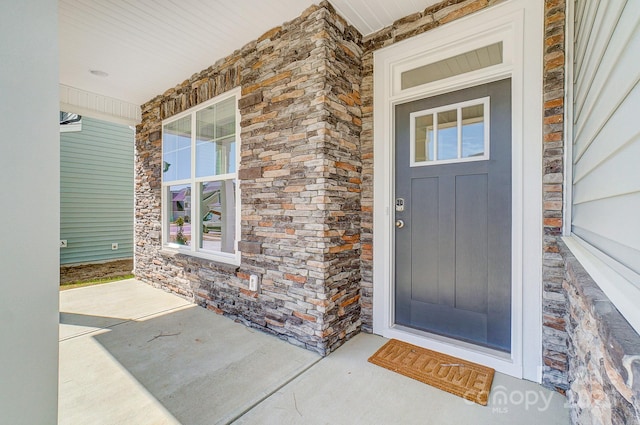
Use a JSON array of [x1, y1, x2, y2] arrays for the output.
[[60, 274, 135, 291]]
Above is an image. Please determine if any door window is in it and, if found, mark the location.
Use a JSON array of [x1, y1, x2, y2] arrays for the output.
[[410, 97, 489, 166]]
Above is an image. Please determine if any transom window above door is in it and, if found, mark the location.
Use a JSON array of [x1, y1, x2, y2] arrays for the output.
[[409, 97, 490, 167], [401, 42, 503, 90]]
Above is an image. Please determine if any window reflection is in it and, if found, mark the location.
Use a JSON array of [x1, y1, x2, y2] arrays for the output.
[[462, 104, 485, 158], [200, 180, 236, 254], [196, 97, 236, 178], [163, 117, 192, 181], [437, 109, 458, 160], [168, 184, 191, 246], [415, 114, 434, 162]]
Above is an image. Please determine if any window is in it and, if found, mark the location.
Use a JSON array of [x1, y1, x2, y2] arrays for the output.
[[162, 89, 240, 264], [410, 97, 489, 166], [401, 42, 503, 90], [59, 111, 82, 132]]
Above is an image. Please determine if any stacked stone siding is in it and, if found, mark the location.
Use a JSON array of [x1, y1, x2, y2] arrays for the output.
[[135, 0, 575, 399], [560, 242, 640, 424], [135, 2, 362, 355], [541, 0, 569, 393]]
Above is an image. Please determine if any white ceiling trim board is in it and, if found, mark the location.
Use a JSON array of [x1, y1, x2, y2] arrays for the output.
[[60, 84, 142, 125]]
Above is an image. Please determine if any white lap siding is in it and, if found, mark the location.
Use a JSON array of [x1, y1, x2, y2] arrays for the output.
[[570, 0, 640, 330]]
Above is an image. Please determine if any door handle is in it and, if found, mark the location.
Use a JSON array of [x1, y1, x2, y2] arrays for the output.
[[395, 219, 405, 229]]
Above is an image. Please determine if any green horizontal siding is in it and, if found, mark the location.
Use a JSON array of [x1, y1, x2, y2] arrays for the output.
[[60, 116, 134, 265]]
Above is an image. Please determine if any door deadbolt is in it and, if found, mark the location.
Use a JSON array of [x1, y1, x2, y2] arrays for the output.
[[395, 219, 405, 229]]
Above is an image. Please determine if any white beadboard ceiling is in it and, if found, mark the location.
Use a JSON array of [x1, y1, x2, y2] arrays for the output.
[[59, 0, 437, 107]]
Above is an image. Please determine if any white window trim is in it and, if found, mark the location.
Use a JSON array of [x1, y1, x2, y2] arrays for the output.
[[562, 0, 575, 237], [59, 122, 82, 132], [373, 0, 543, 381], [562, 0, 640, 335], [161, 87, 241, 266], [409, 96, 490, 167]]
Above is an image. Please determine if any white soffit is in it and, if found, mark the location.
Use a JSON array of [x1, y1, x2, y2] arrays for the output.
[[331, 0, 437, 35], [59, 0, 436, 107]]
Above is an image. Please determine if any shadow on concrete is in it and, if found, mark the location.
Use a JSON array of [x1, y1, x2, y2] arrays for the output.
[[62, 305, 320, 425], [60, 312, 128, 330]]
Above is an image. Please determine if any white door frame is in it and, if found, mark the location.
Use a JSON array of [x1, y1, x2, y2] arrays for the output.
[[372, 0, 543, 380]]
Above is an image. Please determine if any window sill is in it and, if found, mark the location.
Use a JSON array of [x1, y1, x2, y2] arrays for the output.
[[160, 246, 241, 267]]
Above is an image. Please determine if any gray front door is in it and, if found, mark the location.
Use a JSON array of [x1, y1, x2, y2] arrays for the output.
[[394, 79, 512, 353]]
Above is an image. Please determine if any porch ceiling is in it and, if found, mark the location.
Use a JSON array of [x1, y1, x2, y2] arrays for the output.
[[58, 0, 437, 107]]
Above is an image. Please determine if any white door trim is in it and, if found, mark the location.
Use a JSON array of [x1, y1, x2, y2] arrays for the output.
[[372, 0, 543, 380]]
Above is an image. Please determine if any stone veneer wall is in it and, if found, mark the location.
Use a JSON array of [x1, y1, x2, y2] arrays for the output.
[[540, 0, 569, 393], [135, 0, 575, 392], [560, 242, 640, 424], [358, 0, 570, 392], [135, 2, 362, 355]]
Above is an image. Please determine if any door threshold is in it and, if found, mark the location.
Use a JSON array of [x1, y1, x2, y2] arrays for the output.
[[383, 325, 521, 378], [393, 324, 512, 360]]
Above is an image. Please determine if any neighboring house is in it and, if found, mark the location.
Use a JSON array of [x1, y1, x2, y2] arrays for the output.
[[53, 0, 639, 423], [60, 114, 134, 278]]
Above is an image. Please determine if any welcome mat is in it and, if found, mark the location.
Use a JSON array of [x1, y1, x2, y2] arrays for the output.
[[368, 339, 494, 405]]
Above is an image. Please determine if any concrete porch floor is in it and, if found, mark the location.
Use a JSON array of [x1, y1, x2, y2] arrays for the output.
[[59, 279, 570, 425]]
